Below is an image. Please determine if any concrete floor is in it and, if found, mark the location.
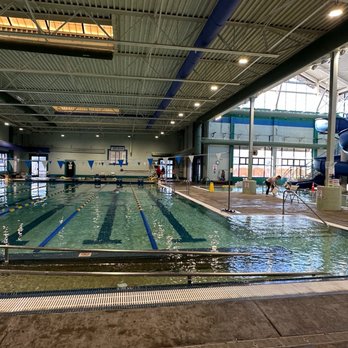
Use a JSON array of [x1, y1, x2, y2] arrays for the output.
[[1, 184, 348, 348]]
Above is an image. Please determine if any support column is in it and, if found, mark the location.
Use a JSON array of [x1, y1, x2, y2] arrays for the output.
[[317, 50, 341, 211], [192, 123, 202, 183], [243, 97, 256, 194]]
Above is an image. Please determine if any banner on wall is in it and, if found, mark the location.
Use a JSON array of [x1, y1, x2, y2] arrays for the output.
[[216, 153, 222, 161], [118, 159, 124, 167], [175, 156, 182, 165], [147, 158, 153, 166], [188, 155, 194, 163], [41, 160, 48, 167], [57, 160, 65, 169], [88, 160, 94, 169], [163, 157, 168, 166]]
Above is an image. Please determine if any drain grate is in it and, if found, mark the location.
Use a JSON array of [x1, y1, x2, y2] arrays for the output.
[[1, 280, 348, 316]]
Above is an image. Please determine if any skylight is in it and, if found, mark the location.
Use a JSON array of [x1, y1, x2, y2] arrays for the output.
[[53, 106, 120, 114], [0, 16, 113, 39]]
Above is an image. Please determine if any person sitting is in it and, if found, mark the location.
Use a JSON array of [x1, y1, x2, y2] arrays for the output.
[[265, 175, 281, 195]]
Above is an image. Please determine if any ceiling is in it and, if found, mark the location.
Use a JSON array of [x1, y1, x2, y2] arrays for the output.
[[0, 0, 348, 136]]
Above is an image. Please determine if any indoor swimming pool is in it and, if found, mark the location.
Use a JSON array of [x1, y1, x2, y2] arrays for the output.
[[0, 181, 348, 280]]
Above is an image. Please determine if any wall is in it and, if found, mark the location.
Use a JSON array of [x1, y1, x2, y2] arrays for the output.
[[205, 116, 321, 181], [19, 133, 179, 176], [0, 124, 9, 142]]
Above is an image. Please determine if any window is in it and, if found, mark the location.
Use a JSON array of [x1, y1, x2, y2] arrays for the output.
[[30, 155, 48, 177], [108, 145, 128, 165], [0, 153, 7, 172]]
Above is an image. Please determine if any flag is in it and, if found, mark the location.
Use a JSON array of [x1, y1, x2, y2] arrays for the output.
[[88, 160, 94, 169], [175, 156, 182, 165], [57, 161, 65, 169]]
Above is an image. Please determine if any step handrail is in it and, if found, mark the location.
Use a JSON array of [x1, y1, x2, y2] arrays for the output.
[[282, 189, 329, 227]]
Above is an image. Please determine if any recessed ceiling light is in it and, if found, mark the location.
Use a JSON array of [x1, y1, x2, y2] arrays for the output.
[[210, 85, 218, 91], [160, 131, 164, 135], [239, 57, 249, 65], [19, 127, 23, 131], [328, 8, 343, 17], [170, 120, 175, 125], [96, 134, 99, 138], [178, 112, 184, 117], [194, 102, 201, 108], [4, 122, 9, 126], [128, 135, 131, 138], [61, 134, 65, 137], [155, 135, 159, 139], [215, 115, 222, 121]]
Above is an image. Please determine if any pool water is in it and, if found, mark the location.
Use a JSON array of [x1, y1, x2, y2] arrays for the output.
[[0, 182, 348, 280]]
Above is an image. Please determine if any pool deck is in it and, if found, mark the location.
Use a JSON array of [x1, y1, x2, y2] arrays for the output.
[[1, 184, 348, 347]]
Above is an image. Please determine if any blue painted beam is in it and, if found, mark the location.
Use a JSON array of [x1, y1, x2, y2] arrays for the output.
[[147, 0, 241, 128]]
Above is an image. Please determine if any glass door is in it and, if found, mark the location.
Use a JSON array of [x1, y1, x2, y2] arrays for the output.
[[30, 155, 48, 177]]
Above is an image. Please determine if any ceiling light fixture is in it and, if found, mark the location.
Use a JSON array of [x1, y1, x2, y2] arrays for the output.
[[328, 7, 343, 17], [210, 85, 218, 91], [215, 115, 222, 121], [155, 135, 159, 139], [128, 135, 131, 138], [170, 120, 175, 125], [238, 57, 249, 65], [178, 112, 184, 117], [19, 127, 23, 131], [96, 134, 99, 138], [61, 134, 65, 137], [194, 102, 201, 108], [4, 122, 9, 126], [160, 131, 164, 135]]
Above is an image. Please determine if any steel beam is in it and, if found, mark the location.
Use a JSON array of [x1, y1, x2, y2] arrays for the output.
[[0, 68, 239, 86]]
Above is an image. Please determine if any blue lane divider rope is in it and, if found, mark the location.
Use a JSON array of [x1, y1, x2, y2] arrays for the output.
[[131, 187, 158, 250], [37, 211, 79, 247], [139, 209, 158, 250], [35, 186, 104, 250]]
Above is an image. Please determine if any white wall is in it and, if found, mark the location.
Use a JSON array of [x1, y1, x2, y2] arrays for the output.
[[21, 133, 179, 176]]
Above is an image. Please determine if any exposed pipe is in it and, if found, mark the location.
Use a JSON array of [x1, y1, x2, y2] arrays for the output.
[[147, 0, 241, 128]]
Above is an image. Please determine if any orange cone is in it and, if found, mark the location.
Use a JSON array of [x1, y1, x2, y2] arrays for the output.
[[311, 182, 315, 192]]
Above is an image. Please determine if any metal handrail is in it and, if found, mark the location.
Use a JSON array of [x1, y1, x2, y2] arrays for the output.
[[0, 245, 250, 264], [282, 189, 329, 227]]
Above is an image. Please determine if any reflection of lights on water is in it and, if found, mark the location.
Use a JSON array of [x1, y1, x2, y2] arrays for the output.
[[17, 222, 23, 240], [2, 225, 9, 245]]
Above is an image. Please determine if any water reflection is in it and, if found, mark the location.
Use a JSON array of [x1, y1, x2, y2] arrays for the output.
[[31, 182, 47, 200]]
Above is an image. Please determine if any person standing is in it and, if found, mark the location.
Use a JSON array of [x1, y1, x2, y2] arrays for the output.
[[156, 166, 161, 178], [265, 175, 281, 195]]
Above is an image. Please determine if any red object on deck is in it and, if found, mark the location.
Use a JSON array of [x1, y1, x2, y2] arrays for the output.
[[311, 182, 315, 192]]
